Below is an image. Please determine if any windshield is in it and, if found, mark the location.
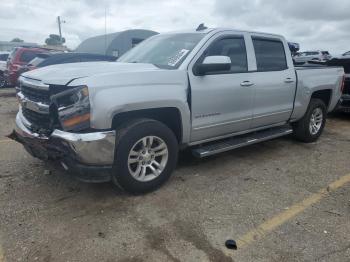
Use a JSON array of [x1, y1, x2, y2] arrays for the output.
[[118, 33, 205, 69]]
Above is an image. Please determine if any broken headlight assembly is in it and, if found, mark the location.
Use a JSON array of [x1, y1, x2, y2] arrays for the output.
[[52, 86, 91, 132]]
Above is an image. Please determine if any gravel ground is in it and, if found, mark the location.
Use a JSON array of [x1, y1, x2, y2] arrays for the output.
[[0, 88, 349, 262]]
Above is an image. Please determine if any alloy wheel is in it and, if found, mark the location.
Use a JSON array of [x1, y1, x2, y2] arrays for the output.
[[127, 136, 169, 182]]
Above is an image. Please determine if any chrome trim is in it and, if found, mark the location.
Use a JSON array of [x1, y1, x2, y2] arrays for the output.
[[17, 92, 50, 114], [252, 110, 292, 119], [15, 112, 116, 165], [15, 111, 49, 140], [193, 117, 251, 130], [193, 110, 292, 131], [20, 76, 49, 91]]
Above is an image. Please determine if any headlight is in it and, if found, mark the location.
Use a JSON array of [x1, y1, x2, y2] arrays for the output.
[[52, 86, 90, 131]]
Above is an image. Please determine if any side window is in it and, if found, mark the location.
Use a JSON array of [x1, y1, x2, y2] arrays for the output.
[[20, 51, 40, 63], [0, 54, 8, 61], [252, 38, 288, 71], [202, 37, 248, 73]]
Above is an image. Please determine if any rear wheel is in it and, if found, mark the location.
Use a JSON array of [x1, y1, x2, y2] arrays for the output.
[[292, 98, 326, 142], [112, 119, 178, 194]]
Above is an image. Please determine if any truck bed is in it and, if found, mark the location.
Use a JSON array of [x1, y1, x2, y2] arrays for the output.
[[291, 65, 344, 120]]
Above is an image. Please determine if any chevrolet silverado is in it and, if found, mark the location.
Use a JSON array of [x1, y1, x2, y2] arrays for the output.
[[10, 28, 345, 194]]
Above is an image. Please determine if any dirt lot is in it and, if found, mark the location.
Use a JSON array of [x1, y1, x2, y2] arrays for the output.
[[0, 88, 349, 262]]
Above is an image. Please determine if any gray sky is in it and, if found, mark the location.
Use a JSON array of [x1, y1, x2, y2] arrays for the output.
[[1, 0, 349, 54]]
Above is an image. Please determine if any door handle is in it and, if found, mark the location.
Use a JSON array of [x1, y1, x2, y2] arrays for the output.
[[284, 78, 294, 83], [240, 81, 254, 87]]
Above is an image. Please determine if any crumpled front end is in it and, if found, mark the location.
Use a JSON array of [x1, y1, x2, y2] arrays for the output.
[[9, 76, 116, 183], [10, 111, 116, 182]]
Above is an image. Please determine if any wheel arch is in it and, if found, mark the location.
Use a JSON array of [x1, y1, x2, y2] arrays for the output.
[[310, 89, 332, 109], [111, 107, 185, 144]]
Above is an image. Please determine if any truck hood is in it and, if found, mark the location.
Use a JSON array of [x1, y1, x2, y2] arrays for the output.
[[22, 62, 160, 85]]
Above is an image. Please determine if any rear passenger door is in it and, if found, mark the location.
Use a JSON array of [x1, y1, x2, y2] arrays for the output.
[[248, 35, 296, 128]]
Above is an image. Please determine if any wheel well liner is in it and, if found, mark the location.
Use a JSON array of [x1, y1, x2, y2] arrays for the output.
[[112, 107, 183, 143], [311, 89, 332, 109]]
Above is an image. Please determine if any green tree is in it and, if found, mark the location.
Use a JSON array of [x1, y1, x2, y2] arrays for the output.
[[10, 38, 24, 42], [45, 34, 65, 46]]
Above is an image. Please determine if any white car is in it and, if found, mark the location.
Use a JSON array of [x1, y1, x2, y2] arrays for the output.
[[294, 51, 331, 63], [0, 51, 10, 87]]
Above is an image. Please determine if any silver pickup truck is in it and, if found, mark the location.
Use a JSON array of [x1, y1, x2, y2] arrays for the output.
[[10, 28, 344, 194]]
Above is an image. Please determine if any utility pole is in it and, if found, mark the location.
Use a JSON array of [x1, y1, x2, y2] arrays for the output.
[[104, 7, 107, 55], [57, 16, 65, 44]]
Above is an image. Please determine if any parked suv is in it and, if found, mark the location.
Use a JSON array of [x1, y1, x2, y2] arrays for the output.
[[294, 51, 331, 63], [0, 51, 9, 88], [4, 47, 48, 86]]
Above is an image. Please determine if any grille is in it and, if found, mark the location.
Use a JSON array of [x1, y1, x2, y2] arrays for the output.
[[22, 107, 51, 131], [21, 84, 50, 103]]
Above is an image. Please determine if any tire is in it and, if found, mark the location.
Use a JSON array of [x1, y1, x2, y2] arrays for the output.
[[112, 118, 178, 194], [292, 98, 327, 143], [0, 73, 6, 88]]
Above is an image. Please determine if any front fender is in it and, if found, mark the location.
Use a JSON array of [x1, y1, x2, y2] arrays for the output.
[[90, 85, 191, 144]]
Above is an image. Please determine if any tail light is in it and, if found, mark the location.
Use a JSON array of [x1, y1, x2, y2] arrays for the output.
[[340, 75, 345, 93]]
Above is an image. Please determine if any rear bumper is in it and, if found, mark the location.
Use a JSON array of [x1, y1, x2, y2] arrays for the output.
[[10, 111, 116, 182]]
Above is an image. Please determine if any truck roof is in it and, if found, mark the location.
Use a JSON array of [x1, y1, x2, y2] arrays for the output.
[[164, 27, 284, 39]]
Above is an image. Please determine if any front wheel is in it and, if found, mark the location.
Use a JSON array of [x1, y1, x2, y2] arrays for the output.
[[292, 98, 327, 143], [112, 119, 178, 194]]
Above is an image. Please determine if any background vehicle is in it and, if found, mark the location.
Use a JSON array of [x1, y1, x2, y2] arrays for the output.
[[288, 42, 300, 56], [4, 47, 49, 86], [294, 50, 331, 63], [324, 58, 350, 111], [0, 51, 9, 87], [22, 52, 117, 73], [11, 28, 344, 194]]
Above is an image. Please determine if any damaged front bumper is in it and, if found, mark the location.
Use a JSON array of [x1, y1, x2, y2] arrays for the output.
[[10, 111, 116, 182]]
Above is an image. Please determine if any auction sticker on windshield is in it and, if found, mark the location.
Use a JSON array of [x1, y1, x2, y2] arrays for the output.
[[168, 49, 190, 66]]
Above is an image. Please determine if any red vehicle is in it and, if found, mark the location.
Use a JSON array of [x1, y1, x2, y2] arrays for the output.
[[4, 47, 48, 86]]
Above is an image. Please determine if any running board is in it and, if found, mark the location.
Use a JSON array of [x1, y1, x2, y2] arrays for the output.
[[192, 125, 293, 158]]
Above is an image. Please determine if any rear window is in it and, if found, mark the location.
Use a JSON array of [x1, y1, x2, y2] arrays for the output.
[[28, 57, 46, 66], [252, 38, 288, 71], [0, 54, 8, 61], [20, 51, 44, 63]]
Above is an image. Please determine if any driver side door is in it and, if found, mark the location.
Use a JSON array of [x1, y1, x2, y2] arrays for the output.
[[188, 33, 254, 142]]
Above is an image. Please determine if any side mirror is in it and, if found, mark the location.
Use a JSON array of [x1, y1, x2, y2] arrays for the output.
[[193, 56, 231, 76]]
